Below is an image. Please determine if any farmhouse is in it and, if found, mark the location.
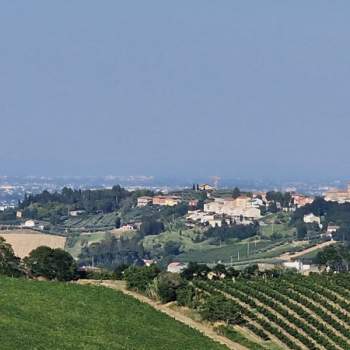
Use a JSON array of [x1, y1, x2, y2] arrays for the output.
[[22, 220, 36, 228], [303, 213, 321, 225], [167, 262, 188, 273], [69, 210, 86, 217]]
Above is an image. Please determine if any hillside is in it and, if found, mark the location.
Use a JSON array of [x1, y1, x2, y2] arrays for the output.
[[194, 273, 350, 350], [0, 277, 226, 350]]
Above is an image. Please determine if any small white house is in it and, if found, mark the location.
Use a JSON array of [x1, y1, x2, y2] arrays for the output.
[[303, 213, 321, 225], [23, 220, 36, 228], [69, 210, 86, 217], [167, 262, 188, 274]]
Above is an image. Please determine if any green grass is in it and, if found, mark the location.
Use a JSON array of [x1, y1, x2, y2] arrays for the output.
[[0, 277, 227, 350], [177, 239, 284, 264], [259, 213, 296, 238], [65, 231, 107, 258]]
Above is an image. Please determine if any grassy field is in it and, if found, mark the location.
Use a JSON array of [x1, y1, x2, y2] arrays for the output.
[[0, 230, 66, 258], [0, 277, 227, 350], [177, 239, 276, 264], [65, 231, 108, 258], [259, 213, 296, 238]]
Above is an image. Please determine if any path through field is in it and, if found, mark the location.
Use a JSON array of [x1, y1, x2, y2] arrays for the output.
[[78, 280, 247, 350]]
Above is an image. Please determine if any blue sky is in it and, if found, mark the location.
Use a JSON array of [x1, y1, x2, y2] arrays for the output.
[[1, 1, 349, 180]]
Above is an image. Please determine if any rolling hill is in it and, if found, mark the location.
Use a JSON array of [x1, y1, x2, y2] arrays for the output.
[[0, 277, 226, 350]]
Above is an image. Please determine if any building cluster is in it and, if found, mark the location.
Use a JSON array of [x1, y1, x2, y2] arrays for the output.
[[291, 194, 314, 207], [187, 195, 261, 227], [137, 195, 181, 207], [324, 184, 350, 203]]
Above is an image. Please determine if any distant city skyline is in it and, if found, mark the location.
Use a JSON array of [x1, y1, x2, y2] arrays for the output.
[[1, 2, 350, 179]]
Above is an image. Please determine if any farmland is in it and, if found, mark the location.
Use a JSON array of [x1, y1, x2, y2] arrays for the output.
[[0, 277, 227, 350], [193, 273, 350, 350], [0, 230, 66, 258]]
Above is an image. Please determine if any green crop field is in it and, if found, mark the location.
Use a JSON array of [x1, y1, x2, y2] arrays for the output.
[[0, 277, 226, 350]]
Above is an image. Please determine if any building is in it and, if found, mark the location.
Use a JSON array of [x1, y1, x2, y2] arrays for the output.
[[167, 262, 188, 274], [325, 183, 350, 203], [204, 196, 261, 220], [198, 184, 215, 191], [292, 194, 314, 207], [188, 199, 199, 208], [69, 210, 86, 217], [152, 195, 181, 206], [137, 196, 153, 207], [303, 213, 321, 225], [327, 225, 340, 235], [120, 224, 135, 231], [22, 220, 36, 228], [16, 211, 23, 218]]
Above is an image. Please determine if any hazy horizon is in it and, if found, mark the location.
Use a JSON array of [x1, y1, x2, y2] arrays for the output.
[[1, 2, 350, 180]]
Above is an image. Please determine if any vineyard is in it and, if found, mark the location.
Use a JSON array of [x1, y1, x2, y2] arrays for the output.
[[192, 273, 350, 350]]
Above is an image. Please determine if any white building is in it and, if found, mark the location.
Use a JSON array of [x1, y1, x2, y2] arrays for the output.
[[23, 220, 36, 228], [167, 262, 188, 274], [303, 213, 321, 225]]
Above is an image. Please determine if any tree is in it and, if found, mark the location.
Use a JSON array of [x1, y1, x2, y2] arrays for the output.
[[140, 220, 165, 236], [24, 246, 77, 281], [232, 187, 241, 199], [315, 245, 350, 271], [115, 217, 121, 229], [181, 262, 210, 280], [0, 237, 22, 277], [124, 265, 160, 292], [156, 272, 184, 303], [296, 222, 307, 240]]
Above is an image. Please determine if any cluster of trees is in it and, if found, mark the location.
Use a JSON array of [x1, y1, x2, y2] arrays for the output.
[[266, 191, 292, 207], [205, 222, 259, 243], [79, 234, 144, 268], [0, 237, 22, 277], [0, 238, 77, 281], [316, 245, 350, 272], [19, 185, 132, 216], [139, 220, 165, 236]]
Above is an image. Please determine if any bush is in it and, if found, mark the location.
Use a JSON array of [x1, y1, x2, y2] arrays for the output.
[[200, 295, 243, 325], [176, 284, 196, 307], [124, 265, 161, 292]]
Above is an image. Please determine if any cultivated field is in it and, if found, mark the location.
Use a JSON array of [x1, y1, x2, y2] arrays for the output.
[[0, 277, 227, 350], [0, 230, 66, 258]]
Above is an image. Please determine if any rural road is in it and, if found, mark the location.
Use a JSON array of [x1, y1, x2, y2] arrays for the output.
[[278, 239, 337, 261], [78, 280, 247, 350]]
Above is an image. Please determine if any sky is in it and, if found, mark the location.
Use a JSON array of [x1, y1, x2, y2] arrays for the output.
[[1, 1, 350, 181]]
